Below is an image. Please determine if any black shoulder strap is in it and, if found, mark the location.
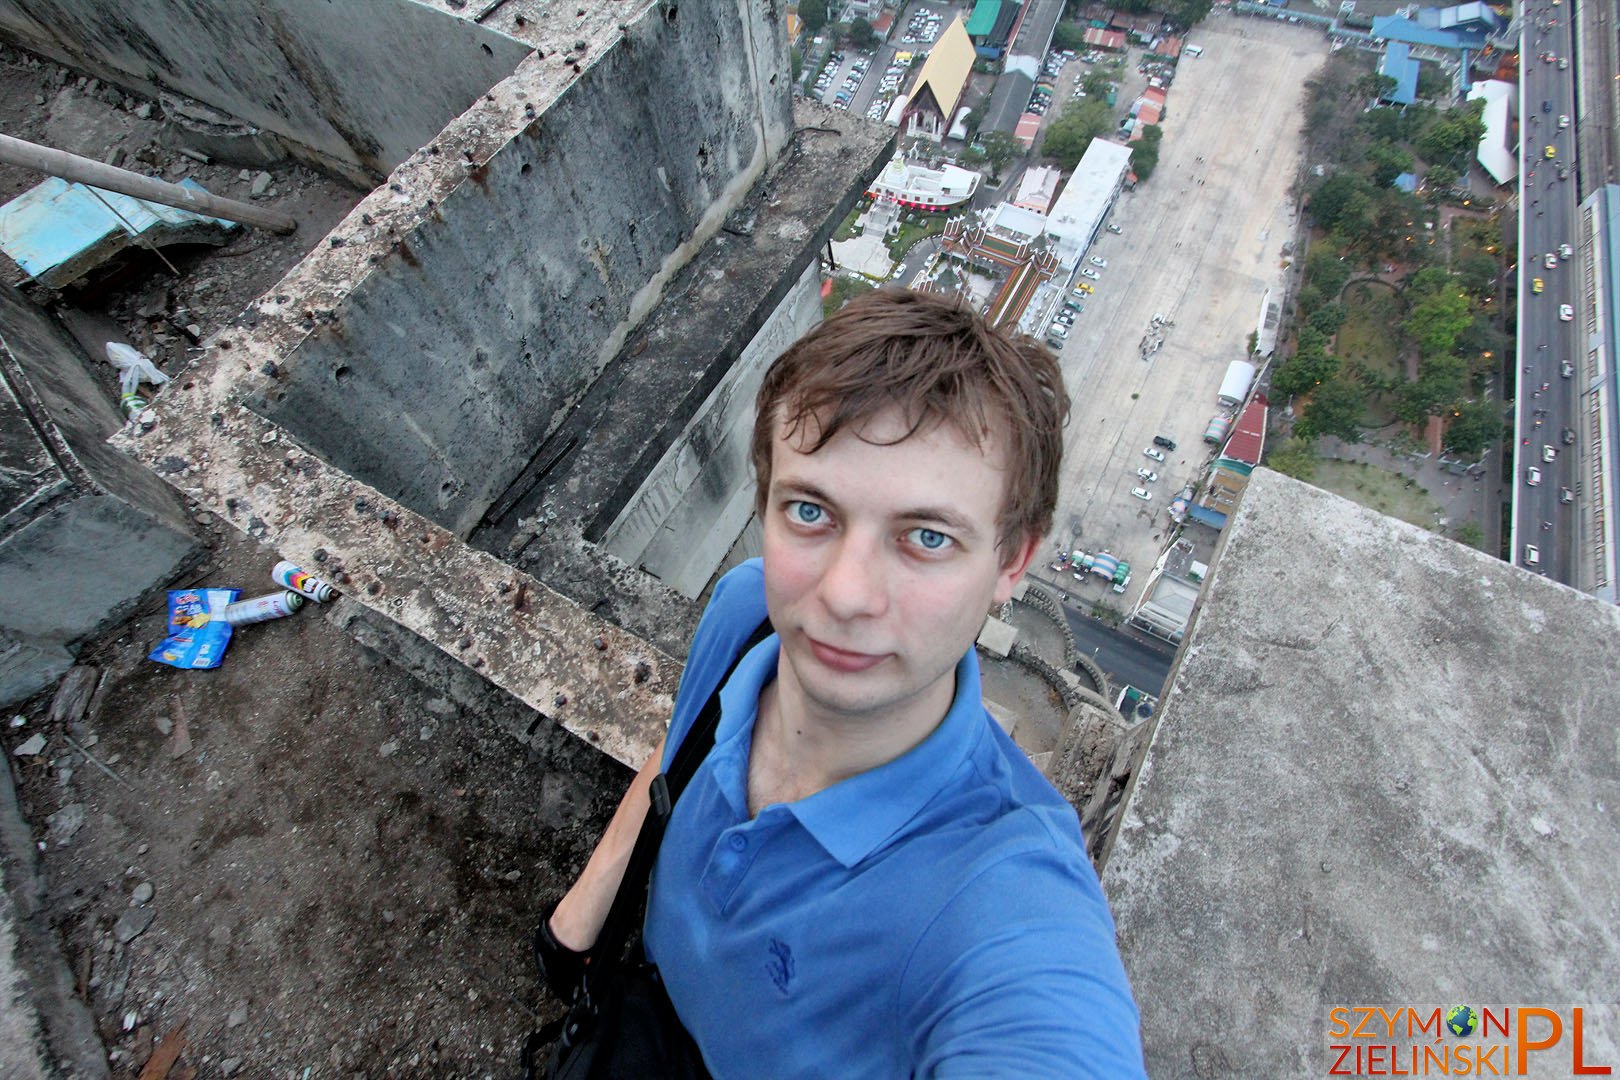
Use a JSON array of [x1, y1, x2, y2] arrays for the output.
[[584, 616, 772, 991]]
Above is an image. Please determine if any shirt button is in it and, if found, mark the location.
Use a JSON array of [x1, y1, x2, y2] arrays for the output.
[[728, 834, 747, 851]]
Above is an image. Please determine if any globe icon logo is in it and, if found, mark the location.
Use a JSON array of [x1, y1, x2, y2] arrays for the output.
[[1446, 1006, 1479, 1037]]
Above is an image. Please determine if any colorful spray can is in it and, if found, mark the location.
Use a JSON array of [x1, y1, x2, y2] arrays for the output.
[[271, 560, 336, 603], [221, 591, 305, 626]]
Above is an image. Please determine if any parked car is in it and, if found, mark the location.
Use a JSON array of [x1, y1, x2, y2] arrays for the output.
[[1106, 223, 1123, 234], [1089, 256, 1108, 268], [1152, 434, 1177, 450], [1137, 467, 1158, 482], [1130, 487, 1152, 501], [1048, 323, 1069, 338], [890, 262, 907, 280], [1080, 268, 1100, 280], [1560, 303, 1574, 321], [1144, 447, 1166, 462]]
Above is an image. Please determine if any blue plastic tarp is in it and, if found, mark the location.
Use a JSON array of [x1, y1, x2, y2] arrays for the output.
[[0, 176, 240, 288]]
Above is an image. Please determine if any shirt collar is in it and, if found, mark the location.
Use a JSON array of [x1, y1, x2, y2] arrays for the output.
[[783, 650, 986, 869]]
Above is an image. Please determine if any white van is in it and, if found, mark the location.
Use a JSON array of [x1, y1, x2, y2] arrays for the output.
[[1185, 44, 1204, 57]]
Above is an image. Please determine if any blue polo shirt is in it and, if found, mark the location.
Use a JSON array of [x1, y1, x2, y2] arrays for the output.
[[644, 561, 1144, 1079]]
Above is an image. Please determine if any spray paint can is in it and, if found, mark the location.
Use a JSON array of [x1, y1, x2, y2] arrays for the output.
[[221, 591, 305, 626], [271, 561, 336, 603]]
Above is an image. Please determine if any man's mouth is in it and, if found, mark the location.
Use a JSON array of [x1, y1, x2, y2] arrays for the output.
[[806, 637, 887, 673]]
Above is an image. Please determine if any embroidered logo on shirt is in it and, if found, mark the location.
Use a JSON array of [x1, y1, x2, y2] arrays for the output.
[[766, 937, 795, 994]]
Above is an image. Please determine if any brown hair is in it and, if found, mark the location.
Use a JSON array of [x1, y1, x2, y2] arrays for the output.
[[751, 288, 1069, 555]]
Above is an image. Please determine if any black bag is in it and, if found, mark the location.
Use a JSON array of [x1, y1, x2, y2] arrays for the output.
[[523, 619, 771, 1080]]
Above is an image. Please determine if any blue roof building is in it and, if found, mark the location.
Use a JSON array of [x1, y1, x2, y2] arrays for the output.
[[1379, 41, 1420, 105]]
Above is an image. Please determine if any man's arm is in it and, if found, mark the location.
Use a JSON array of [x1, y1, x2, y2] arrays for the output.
[[547, 735, 666, 951]]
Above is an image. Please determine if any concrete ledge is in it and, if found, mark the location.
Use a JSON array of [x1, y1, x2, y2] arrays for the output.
[[1, 754, 110, 1080], [1104, 469, 1620, 1077]]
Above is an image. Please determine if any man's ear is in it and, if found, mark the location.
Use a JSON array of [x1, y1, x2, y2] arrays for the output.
[[991, 532, 1042, 606]]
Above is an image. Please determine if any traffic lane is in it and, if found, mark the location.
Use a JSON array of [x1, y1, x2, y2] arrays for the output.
[[1057, 596, 1176, 697]]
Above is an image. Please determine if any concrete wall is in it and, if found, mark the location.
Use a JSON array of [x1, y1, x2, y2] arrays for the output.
[[249, 0, 795, 538], [0, 0, 530, 183], [0, 285, 199, 705], [600, 262, 822, 597]]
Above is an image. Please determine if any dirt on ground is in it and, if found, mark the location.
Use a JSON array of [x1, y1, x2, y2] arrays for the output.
[[10, 531, 625, 1079], [4, 40, 628, 1080]]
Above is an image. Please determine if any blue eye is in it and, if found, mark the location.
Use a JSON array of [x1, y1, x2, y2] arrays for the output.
[[910, 528, 950, 551], [789, 501, 824, 525]]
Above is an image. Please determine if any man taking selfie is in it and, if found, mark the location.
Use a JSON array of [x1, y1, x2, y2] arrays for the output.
[[541, 288, 1145, 1078]]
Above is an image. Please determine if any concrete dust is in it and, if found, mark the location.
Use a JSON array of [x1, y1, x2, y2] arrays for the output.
[[4, 39, 624, 1079]]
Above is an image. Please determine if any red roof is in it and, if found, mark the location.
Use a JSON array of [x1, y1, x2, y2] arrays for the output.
[[1223, 396, 1268, 465], [1083, 27, 1126, 49], [872, 11, 894, 33], [1143, 86, 1167, 106], [1014, 113, 1042, 147]]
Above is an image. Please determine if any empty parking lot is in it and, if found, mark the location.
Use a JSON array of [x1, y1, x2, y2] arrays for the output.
[[1048, 15, 1331, 607]]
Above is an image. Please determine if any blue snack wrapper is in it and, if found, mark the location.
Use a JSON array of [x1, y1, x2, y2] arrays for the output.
[[149, 588, 240, 669]]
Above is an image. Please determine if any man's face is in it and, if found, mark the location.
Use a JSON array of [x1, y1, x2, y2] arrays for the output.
[[762, 408, 1038, 730]]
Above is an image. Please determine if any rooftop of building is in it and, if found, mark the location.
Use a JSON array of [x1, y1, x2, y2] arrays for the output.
[[1104, 468, 1620, 1075]]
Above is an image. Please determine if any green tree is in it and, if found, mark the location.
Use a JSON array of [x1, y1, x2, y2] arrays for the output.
[[1296, 377, 1365, 442], [1366, 142, 1413, 188], [1356, 72, 1399, 100], [1442, 399, 1504, 456], [1397, 353, 1467, 424], [848, 17, 877, 50], [1042, 100, 1113, 170], [1053, 22, 1086, 52], [1310, 302, 1348, 337], [1295, 284, 1326, 316], [1455, 315, 1508, 378], [1425, 163, 1458, 191], [979, 131, 1021, 181], [1415, 62, 1450, 101], [800, 0, 828, 35], [1404, 284, 1472, 357], [1082, 72, 1114, 98], [1455, 253, 1498, 298], [1266, 436, 1320, 481], [1305, 242, 1353, 299], [1309, 173, 1377, 232]]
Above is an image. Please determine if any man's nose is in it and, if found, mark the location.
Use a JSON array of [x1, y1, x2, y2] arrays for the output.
[[818, 532, 887, 621]]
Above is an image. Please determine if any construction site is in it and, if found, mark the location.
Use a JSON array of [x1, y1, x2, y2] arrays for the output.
[[2, 2, 1617, 1078]]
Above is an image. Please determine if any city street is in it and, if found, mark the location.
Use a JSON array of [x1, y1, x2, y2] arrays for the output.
[[1512, 6, 1582, 580]]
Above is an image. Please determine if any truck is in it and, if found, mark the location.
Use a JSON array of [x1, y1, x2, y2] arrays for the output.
[[1218, 360, 1256, 408]]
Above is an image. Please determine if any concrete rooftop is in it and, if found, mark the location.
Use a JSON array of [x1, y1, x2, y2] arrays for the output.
[[1104, 468, 1620, 1077]]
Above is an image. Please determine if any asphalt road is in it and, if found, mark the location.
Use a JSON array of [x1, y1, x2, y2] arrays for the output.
[[1026, 572, 1177, 696], [1514, 7, 1582, 581]]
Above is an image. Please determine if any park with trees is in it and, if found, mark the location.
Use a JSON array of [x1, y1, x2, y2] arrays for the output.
[[1261, 53, 1510, 548]]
